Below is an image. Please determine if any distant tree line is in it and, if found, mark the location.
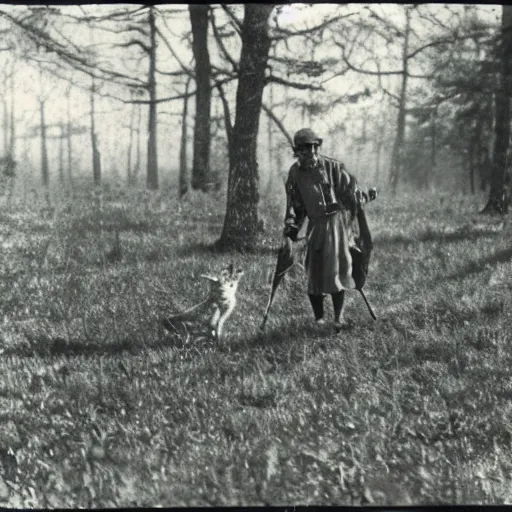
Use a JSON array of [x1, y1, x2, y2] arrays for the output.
[[1, 4, 512, 250]]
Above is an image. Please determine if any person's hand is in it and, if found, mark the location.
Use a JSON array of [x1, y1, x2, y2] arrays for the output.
[[283, 224, 299, 241], [355, 189, 367, 204]]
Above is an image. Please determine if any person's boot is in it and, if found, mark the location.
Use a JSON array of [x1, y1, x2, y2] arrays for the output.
[[332, 291, 347, 333], [308, 294, 325, 324]]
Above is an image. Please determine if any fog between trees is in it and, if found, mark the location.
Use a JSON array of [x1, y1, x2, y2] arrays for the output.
[[0, 4, 511, 248]]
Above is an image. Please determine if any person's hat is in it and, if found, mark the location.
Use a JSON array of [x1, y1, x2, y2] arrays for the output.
[[293, 128, 323, 148]]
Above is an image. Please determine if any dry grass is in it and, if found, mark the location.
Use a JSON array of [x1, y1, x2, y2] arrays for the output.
[[1, 184, 512, 506]]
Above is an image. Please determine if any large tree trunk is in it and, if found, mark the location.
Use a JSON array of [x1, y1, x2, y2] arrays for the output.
[[189, 4, 212, 192], [388, 6, 411, 193], [216, 83, 234, 171], [146, 6, 158, 190], [216, 4, 275, 251], [40, 99, 49, 188], [179, 77, 191, 198], [90, 78, 101, 186], [481, 5, 512, 214]]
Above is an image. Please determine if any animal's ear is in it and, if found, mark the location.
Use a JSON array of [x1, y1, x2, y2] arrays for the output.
[[200, 274, 219, 282]]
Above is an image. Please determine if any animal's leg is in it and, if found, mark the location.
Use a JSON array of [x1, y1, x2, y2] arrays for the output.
[[215, 306, 234, 342], [210, 307, 221, 339]]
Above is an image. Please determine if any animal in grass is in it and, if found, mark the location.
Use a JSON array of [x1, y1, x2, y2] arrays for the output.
[[161, 263, 244, 341]]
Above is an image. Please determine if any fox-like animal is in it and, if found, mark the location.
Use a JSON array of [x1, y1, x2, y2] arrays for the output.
[[162, 263, 244, 341]]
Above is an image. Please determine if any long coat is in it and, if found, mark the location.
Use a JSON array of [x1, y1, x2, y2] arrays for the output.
[[284, 156, 361, 295]]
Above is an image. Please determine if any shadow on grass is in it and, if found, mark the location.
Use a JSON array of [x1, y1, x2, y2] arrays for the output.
[[176, 241, 220, 258], [177, 239, 279, 258], [443, 246, 512, 283], [3, 335, 157, 359], [224, 320, 338, 358], [375, 225, 503, 248]]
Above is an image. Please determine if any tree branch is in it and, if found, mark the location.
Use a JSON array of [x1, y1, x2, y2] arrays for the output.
[[126, 76, 236, 104], [61, 5, 148, 23], [155, 24, 192, 75], [340, 49, 403, 76], [271, 11, 356, 40], [118, 38, 151, 55], [220, 5, 242, 36], [364, 6, 404, 38], [381, 87, 401, 105], [210, 8, 238, 72], [266, 74, 324, 91], [215, 82, 233, 148], [0, 9, 147, 88], [261, 102, 293, 147], [155, 67, 189, 77]]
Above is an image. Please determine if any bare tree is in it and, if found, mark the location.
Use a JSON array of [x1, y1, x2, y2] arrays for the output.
[[481, 5, 512, 214], [65, 85, 73, 188], [179, 76, 192, 198], [388, 6, 412, 192], [90, 75, 101, 186], [189, 4, 212, 192], [39, 92, 49, 187], [146, 6, 158, 190], [127, 90, 135, 185], [217, 4, 275, 251]]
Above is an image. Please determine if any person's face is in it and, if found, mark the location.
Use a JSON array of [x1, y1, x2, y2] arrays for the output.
[[296, 143, 320, 166]]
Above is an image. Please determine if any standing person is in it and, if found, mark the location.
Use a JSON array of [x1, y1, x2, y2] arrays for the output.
[[283, 128, 375, 333]]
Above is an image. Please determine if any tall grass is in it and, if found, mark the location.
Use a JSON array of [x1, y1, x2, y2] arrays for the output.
[[1, 184, 512, 506]]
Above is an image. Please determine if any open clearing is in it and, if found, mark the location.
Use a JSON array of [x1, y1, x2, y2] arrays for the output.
[[1, 186, 512, 507]]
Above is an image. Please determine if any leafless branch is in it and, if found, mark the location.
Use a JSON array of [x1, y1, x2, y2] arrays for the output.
[[61, 5, 148, 23], [0, 8, 146, 88], [155, 67, 189, 77], [155, 25, 192, 75], [266, 74, 324, 91], [211, 64, 237, 81], [340, 47, 403, 76], [210, 8, 238, 72], [118, 38, 151, 55], [381, 87, 401, 105], [127, 76, 236, 104], [215, 82, 233, 148], [261, 103, 293, 147], [364, 6, 404, 37], [271, 11, 356, 41], [220, 5, 242, 36]]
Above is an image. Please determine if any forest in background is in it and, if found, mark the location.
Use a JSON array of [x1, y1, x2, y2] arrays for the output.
[[2, 5, 512, 507], [0, 3, 511, 248]]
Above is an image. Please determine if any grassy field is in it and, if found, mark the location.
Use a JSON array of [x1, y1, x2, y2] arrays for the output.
[[1, 182, 512, 507]]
